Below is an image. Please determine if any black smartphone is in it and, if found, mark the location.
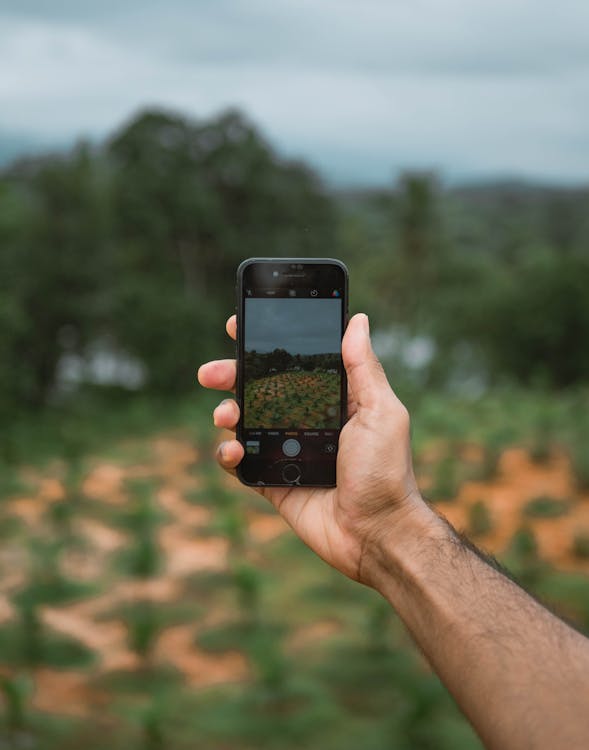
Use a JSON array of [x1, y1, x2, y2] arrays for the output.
[[236, 258, 348, 487]]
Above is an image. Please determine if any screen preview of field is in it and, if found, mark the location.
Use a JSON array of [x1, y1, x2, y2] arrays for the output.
[[244, 297, 342, 430]]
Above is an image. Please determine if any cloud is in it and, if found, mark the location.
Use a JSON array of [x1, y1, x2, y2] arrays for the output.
[[245, 298, 342, 355], [1, 0, 588, 183]]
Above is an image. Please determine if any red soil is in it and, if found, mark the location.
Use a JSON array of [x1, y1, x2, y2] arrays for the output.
[[1, 435, 588, 718]]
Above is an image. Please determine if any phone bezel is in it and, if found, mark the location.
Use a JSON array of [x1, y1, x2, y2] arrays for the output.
[[235, 257, 349, 487]]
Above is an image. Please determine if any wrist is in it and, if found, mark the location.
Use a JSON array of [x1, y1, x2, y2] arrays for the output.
[[360, 494, 454, 595]]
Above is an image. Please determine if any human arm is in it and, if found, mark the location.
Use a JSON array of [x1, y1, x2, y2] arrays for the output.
[[198, 313, 589, 750], [367, 510, 589, 750]]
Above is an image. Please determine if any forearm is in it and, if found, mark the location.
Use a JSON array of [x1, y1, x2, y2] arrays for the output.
[[366, 501, 589, 750]]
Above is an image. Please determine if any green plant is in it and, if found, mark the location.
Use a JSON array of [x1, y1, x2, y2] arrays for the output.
[[16, 596, 46, 666], [572, 532, 589, 559], [0, 605, 93, 669], [478, 443, 501, 481], [127, 602, 161, 663], [534, 570, 589, 633], [570, 441, 589, 492], [468, 500, 494, 537], [523, 496, 570, 519], [527, 402, 556, 464], [0, 673, 31, 731], [127, 533, 160, 578], [429, 455, 460, 502], [233, 562, 262, 624], [474, 426, 515, 482], [141, 701, 166, 750], [246, 624, 289, 698], [366, 599, 393, 654], [506, 526, 538, 561], [215, 507, 246, 553], [49, 460, 87, 543], [17, 537, 95, 609], [502, 526, 546, 589], [196, 620, 257, 653]]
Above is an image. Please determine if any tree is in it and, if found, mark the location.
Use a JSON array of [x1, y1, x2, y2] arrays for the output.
[[0, 145, 108, 412]]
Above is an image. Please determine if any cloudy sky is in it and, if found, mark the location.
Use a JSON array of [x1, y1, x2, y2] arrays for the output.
[[1, 0, 588, 184], [245, 298, 341, 354]]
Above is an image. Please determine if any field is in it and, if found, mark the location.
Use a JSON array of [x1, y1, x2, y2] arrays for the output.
[[244, 371, 340, 429], [0, 390, 588, 748]]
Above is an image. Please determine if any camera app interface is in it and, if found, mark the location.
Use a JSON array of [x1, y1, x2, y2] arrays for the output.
[[243, 291, 343, 464]]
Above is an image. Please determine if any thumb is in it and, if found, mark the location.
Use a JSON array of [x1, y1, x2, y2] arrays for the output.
[[342, 313, 391, 410]]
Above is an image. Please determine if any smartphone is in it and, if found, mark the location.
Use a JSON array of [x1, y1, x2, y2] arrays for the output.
[[236, 258, 348, 487]]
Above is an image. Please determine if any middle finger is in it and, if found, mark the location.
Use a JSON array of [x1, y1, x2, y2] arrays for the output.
[[213, 399, 240, 432]]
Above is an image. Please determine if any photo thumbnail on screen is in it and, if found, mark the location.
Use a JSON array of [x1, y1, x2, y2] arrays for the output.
[[244, 298, 342, 429]]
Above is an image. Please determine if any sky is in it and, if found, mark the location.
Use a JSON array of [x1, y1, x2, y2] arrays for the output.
[[1, 0, 588, 185], [245, 298, 341, 355]]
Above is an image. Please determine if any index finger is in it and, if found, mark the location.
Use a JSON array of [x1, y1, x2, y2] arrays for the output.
[[197, 360, 236, 392], [226, 315, 236, 341]]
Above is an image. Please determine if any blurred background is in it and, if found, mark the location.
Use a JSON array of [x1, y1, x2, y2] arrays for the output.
[[1, 1, 589, 748]]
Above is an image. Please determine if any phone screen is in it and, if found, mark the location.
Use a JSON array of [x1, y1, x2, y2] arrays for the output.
[[237, 260, 347, 486]]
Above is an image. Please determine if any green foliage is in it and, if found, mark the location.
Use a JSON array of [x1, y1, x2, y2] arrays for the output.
[[523, 495, 570, 519], [141, 700, 166, 750], [216, 507, 246, 550], [468, 500, 494, 537], [233, 562, 262, 623], [0, 108, 335, 416], [245, 370, 340, 429], [246, 624, 289, 698], [0, 673, 32, 731], [365, 599, 394, 654], [527, 401, 556, 463], [0, 610, 94, 669], [429, 454, 461, 502], [502, 526, 547, 589], [2, 104, 589, 425], [569, 439, 589, 492], [197, 620, 258, 654], [17, 537, 96, 607], [126, 602, 161, 662], [3, 103, 589, 750], [124, 533, 160, 579], [0, 145, 109, 415], [505, 526, 539, 562], [533, 570, 589, 633], [468, 258, 589, 388], [572, 532, 589, 559], [116, 479, 162, 578], [475, 426, 514, 481]]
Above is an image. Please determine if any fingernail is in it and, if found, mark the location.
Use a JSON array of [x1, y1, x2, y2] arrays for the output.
[[217, 442, 227, 461], [361, 313, 370, 334]]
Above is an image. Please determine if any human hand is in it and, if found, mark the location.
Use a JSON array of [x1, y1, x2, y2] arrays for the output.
[[197, 313, 435, 586]]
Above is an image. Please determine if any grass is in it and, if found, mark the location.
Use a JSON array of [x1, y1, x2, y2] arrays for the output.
[[523, 495, 571, 519], [572, 532, 589, 560], [428, 454, 461, 502], [244, 371, 340, 429], [468, 500, 494, 537], [570, 441, 589, 492], [0, 619, 95, 669], [533, 570, 589, 632], [0, 386, 218, 472], [1, 386, 589, 749], [196, 620, 286, 655]]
